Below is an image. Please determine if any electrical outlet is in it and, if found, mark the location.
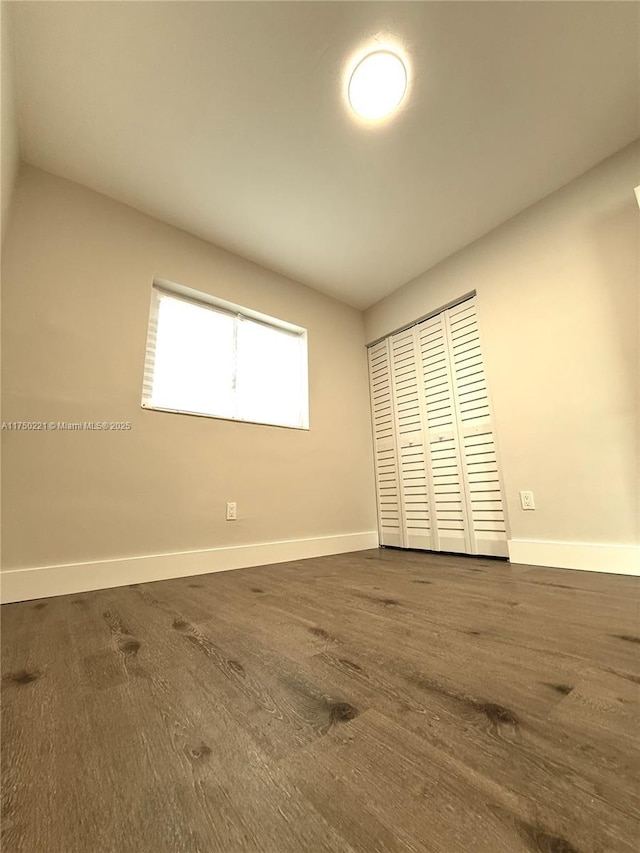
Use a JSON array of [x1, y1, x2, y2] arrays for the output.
[[519, 490, 535, 511], [226, 502, 237, 521]]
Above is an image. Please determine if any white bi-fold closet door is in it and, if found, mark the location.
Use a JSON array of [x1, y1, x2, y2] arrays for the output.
[[368, 296, 508, 558]]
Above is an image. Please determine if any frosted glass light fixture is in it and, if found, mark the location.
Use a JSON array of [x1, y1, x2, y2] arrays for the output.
[[348, 49, 407, 120]]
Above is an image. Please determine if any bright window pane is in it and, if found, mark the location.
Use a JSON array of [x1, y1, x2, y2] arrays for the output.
[[144, 287, 308, 429], [236, 317, 305, 427], [151, 294, 235, 418]]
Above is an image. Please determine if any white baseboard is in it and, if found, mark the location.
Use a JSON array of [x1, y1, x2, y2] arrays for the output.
[[508, 539, 640, 576], [0, 531, 380, 603]]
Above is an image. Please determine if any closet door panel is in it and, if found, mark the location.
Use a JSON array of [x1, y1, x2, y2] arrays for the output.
[[462, 429, 507, 556], [368, 339, 403, 547], [390, 328, 434, 550], [368, 296, 508, 559], [417, 316, 470, 554], [446, 299, 508, 557]]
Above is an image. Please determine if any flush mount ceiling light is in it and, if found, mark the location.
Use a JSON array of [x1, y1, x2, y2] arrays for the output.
[[348, 49, 408, 121]]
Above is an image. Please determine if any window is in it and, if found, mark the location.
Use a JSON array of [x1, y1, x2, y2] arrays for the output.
[[142, 282, 309, 429]]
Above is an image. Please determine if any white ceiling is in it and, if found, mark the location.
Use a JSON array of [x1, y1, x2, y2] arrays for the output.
[[10, 1, 640, 309]]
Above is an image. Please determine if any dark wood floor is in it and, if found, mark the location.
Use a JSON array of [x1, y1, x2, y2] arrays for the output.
[[2, 548, 639, 853]]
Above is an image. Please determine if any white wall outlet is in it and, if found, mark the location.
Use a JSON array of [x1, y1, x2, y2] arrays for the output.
[[519, 490, 535, 511], [226, 501, 237, 521]]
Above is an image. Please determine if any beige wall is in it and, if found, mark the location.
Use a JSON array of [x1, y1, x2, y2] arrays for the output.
[[366, 141, 640, 549], [1, 1, 19, 243], [3, 144, 638, 573], [1, 166, 377, 570]]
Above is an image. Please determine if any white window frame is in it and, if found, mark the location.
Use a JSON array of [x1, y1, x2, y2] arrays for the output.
[[141, 279, 309, 430]]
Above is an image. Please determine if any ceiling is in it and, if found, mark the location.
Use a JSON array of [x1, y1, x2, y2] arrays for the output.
[[9, 1, 639, 309]]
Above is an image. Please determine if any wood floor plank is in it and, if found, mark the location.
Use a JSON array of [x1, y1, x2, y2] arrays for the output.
[[299, 633, 640, 850], [2, 548, 639, 852], [285, 708, 534, 853]]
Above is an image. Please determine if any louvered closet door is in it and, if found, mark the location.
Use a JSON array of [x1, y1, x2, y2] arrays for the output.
[[368, 339, 403, 547], [445, 299, 508, 557], [368, 297, 508, 558], [389, 328, 434, 550], [416, 315, 470, 554]]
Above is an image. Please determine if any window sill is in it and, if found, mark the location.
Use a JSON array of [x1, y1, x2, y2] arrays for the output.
[[140, 402, 310, 431]]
